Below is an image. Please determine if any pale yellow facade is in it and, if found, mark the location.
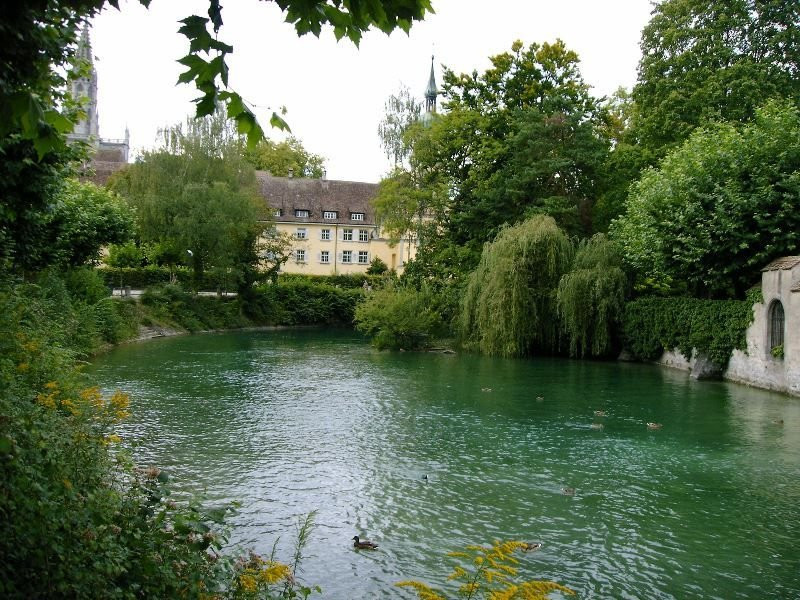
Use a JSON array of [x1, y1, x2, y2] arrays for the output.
[[275, 221, 417, 275]]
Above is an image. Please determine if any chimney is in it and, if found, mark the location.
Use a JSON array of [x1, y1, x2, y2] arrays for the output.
[[322, 169, 327, 180], [288, 167, 294, 178]]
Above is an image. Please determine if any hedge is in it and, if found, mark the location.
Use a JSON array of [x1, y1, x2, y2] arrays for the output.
[[621, 289, 760, 366]]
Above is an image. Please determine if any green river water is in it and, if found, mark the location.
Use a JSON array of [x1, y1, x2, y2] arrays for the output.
[[88, 329, 800, 599]]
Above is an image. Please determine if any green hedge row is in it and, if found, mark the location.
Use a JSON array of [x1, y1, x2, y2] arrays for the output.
[[98, 267, 390, 292], [621, 290, 760, 366]]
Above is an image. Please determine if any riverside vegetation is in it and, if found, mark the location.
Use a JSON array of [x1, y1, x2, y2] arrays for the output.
[[2, 0, 798, 597]]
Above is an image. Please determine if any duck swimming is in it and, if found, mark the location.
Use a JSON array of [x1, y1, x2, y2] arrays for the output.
[[352, 535, 378, 550], [590, 423, 604, 430], [521, 542, 542, 552], [647, 422, 662, 430], [562, 487, 576, 496], [594, 410, 606, 417]]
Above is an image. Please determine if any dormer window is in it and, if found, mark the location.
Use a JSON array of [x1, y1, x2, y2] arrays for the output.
[[295, 209, 310, 218], [323, 211, 338, 219], [351, 212, 365, 221], [274, 208, 282, 217]]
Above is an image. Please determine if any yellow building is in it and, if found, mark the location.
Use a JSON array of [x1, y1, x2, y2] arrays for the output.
[[256, 172, 417, 275]]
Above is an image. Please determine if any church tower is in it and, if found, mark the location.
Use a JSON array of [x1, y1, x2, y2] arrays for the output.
[[69, 23, 99, 140], [424, 55, 438, 115]]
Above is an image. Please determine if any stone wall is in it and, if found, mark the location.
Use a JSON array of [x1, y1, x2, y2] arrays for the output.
[[657, 257, 799, 397]]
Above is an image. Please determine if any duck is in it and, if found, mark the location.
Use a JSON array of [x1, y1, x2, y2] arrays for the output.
[[352, 535, 379, 550], [594, 410, 606, 417], [521, 542, 542, 552], [562, 487, 576, 496], [772, 419, 784, 425], [590, 423, 604, 430], [481, 387, 492, 392], [646, 422, 662, 430], [536, 396, 544, 402]]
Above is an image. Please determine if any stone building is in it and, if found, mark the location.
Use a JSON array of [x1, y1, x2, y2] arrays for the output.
[[727, 256, 799, 396], [69, 25, 130, 168], [258, 172, 417, 275]]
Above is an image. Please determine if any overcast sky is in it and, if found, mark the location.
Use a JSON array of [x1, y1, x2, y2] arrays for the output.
[[91, 0, 654, 183]]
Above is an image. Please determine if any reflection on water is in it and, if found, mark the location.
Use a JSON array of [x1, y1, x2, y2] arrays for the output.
[[89, 330, 800, 599]]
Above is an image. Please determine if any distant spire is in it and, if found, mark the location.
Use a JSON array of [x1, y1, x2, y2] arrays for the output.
[[425, 54, 437, 114], [77, 22, 93, 64]]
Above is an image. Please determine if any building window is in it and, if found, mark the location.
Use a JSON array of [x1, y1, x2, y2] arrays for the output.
[[769, 300, 785, 355], [341, 250, 352, 264], [323, 211, 337, 219], [274, 208, 282, 217], [295, 249, 306, 263], [320, 250, 330, 264], [351, 212, 365, 221], [358, 251, 369, 264], [295, 228, 307, 240], [295, 209, 309, 218], [358, 229, 369, 242], [343, 228, 353, 241], [320, 228, 331, 241]]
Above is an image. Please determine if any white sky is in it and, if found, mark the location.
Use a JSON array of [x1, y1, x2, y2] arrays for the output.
[[92, 0, 654, 183]]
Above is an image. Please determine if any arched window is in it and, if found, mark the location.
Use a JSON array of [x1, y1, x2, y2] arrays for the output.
[[768, 300, 784, 352]]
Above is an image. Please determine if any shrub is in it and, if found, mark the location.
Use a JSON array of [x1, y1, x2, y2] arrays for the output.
[[622, 289, 760, 366], [366, 256, 388, 275], [355, 284, 443, 350]]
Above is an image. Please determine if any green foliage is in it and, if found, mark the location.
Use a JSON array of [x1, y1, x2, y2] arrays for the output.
[[64, 266, 111, 304], [611, 101, 800, 297], [459, 215, 573, 357], [50, 179, 136, 267], [396, 540, 574, 600], [260, 281, 363, 326], [633, 0, 800, 157], [377, 84, 423, 167], [106, 242, 148, 268], [621, 290, 759, 366], [140, 284, 250, 332], [277, 272, 386, 289], [366, 256, 388, 275], [354, 284, 443, 350], [98, 266, 262, 291], [557, 235, 627, 357], [244, 137, 326, 178], [771, 344, 784, 359]]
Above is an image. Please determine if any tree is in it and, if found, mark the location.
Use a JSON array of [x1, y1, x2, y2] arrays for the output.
[[632, 0, 800, 157], [110, 108, 266, 290], [557, 234, 627, 357], [420, 40, 606, 246], [377, 84, 423, 167], [610, 100, 800, 298], [459, 215, 573, 357], [245, 137, 326, 178]]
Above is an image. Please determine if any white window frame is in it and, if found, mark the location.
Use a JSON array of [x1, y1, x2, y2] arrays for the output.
[[323, 211, 338, 219], [295, 249, 306, 263], [295, 209, 310, 218], [295, 227, 307, 240], [320, 228, 331, 241], [274, 208, 282, 217], [358, 229, 369, 242], [350, 212, 365, 221], [319, 250, 330, 264], [341, 250, 353, 264], [342, 228, 354, 241], [358, 250, 369, 264]]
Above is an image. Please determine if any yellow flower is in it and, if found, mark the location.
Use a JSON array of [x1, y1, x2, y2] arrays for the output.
[[238, 573, 258, 593], [16, 362, 29, 372], [258, 561, 290, 584], [110, 390, 130, 420], [44, 381, 59, 390], [104, 434, 122, 445]]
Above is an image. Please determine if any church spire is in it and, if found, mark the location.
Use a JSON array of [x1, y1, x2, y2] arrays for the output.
[[425, 54, 437, 114], [69, 22, 99, 140]]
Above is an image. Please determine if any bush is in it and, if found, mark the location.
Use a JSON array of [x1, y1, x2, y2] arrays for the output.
[[622, 290, 760, 366], [355, 284, 443, 350], [259, 280, 362, 326], [366, 256, 388, 275]]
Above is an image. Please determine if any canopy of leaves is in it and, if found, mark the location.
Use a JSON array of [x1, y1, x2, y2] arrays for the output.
[[377, 84, 423, 167], [244, 137, 326, 178], [110, 108, 266, 287], [633, 0, 800, 157], [459, 215, 573, 357], [557, 234, 627, 357], [611, 101, 800, 298]]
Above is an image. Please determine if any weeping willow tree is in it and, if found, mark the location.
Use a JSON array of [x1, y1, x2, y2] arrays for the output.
[[459, 215, 573, 357], [556, 234, 627, 357]]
